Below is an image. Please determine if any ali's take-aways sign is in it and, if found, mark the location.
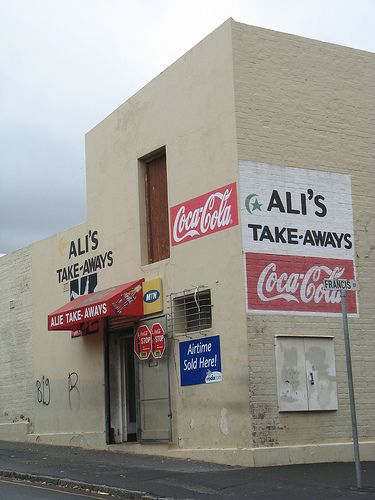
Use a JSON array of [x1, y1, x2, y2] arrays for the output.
[[239, 161, 358, 315]]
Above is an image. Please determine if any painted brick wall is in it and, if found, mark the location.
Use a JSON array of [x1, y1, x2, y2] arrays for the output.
[[232, 22, 375, 448], [0, 248, 33, 424]]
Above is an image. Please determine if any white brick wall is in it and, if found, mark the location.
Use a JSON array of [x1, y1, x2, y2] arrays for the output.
[[0, 248, 33, 425], [232, 22, 375, 448]]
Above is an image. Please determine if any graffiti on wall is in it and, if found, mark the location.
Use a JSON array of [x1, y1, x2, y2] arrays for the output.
[[35, 374, 82, 409], [36, 376, 50, 405], [239, 161, 357, 315], [68, 372, 79, 392], [68, 372, 80, 410]]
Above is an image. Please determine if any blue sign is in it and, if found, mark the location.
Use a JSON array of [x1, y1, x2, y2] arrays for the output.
[[143, 289, 160, 303], [179, 335, 222, 387]]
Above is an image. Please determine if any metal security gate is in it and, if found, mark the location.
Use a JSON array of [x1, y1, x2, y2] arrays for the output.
[[135, 315, 171, 441]]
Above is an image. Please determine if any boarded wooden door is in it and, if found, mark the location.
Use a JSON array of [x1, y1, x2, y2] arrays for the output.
[[145, 154, 170, 263]]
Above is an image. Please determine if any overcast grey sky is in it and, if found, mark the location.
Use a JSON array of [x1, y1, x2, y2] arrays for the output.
[[1, 0, 374, 255]]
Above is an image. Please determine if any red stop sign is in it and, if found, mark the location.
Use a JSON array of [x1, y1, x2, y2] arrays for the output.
[[151, 323, 166, 359], [134, 325, 152, 360]]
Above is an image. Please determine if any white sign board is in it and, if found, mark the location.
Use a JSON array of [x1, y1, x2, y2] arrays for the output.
[[323, 279, 358, 291], [239, 161, 354, 258], [239, 161, 358, 315]]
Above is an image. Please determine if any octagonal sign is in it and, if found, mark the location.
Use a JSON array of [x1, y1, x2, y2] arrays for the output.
[[151, 323, 166, 359], [134, 325, 152, 360]]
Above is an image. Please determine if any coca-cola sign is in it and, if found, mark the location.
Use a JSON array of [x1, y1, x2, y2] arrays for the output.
[[170, 183, 238, 245], [246, 252, 357, 314]]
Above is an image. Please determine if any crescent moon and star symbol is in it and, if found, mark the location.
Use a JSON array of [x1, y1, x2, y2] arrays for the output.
[[245, 193, 263, 214]]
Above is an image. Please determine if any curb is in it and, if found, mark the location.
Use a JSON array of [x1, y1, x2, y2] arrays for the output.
[[0, 469, 167, 499]]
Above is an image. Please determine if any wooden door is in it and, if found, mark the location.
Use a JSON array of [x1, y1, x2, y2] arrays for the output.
[[145, 154, 170, 263]]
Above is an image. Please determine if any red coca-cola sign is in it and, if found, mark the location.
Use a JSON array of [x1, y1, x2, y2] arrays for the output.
[[245, 252, 358, 314], [170, 183, 238, 246], [134, 325, 152, 360], [151, 323, 166, 359]]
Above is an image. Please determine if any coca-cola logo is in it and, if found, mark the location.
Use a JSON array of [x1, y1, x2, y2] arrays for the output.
[[258, 263, 344, 304], [246, 252, 357, 314], [170, 183, 238, 245]]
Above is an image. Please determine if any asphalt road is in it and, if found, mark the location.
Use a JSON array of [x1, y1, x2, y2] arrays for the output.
[[0, 478, 110, 499], [2, 441, 375, 499]]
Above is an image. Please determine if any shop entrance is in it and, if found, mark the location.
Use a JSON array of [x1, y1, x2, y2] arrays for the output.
[[108, 329, 137, 443], [106, 318, 171, 444]]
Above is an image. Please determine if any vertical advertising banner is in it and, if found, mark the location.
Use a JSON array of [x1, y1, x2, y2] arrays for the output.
[[239, 161, 358, 315]]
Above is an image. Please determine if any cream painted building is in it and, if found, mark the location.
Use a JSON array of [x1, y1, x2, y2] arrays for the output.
[[1, 19, 374, 467]]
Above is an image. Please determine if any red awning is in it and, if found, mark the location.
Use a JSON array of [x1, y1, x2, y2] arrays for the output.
[[48, 279, 144, 331]]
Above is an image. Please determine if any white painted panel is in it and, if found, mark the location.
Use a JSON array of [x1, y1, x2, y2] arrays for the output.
[[137, 316, 170, 441], [275, 337, 308, 411], [139, 356, 170, 440], [304, 338, 338, 411]]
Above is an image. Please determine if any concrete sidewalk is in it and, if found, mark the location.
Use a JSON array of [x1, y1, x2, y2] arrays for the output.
[[0, 441, 374, 499]]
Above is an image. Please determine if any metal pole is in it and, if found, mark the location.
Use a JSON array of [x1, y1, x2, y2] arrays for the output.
[[340, 290, 362, 489]]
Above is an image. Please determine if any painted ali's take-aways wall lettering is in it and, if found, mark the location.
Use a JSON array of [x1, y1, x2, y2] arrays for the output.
[[239, 161, 357, 315], [56, 230, 113, 284]]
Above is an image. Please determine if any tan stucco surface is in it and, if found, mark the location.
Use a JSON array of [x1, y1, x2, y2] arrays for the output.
[[1, 19, 374, 466]]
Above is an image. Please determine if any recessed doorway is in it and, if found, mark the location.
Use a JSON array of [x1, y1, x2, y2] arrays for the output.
[[108, 329, 137, 443]]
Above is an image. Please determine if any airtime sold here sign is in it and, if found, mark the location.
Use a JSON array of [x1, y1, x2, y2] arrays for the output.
[[179, 335, 222, 386]]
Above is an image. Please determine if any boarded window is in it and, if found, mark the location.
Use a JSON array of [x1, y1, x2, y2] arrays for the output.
[[275, 336, 338, 412], [144, 154, 170, 263]]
